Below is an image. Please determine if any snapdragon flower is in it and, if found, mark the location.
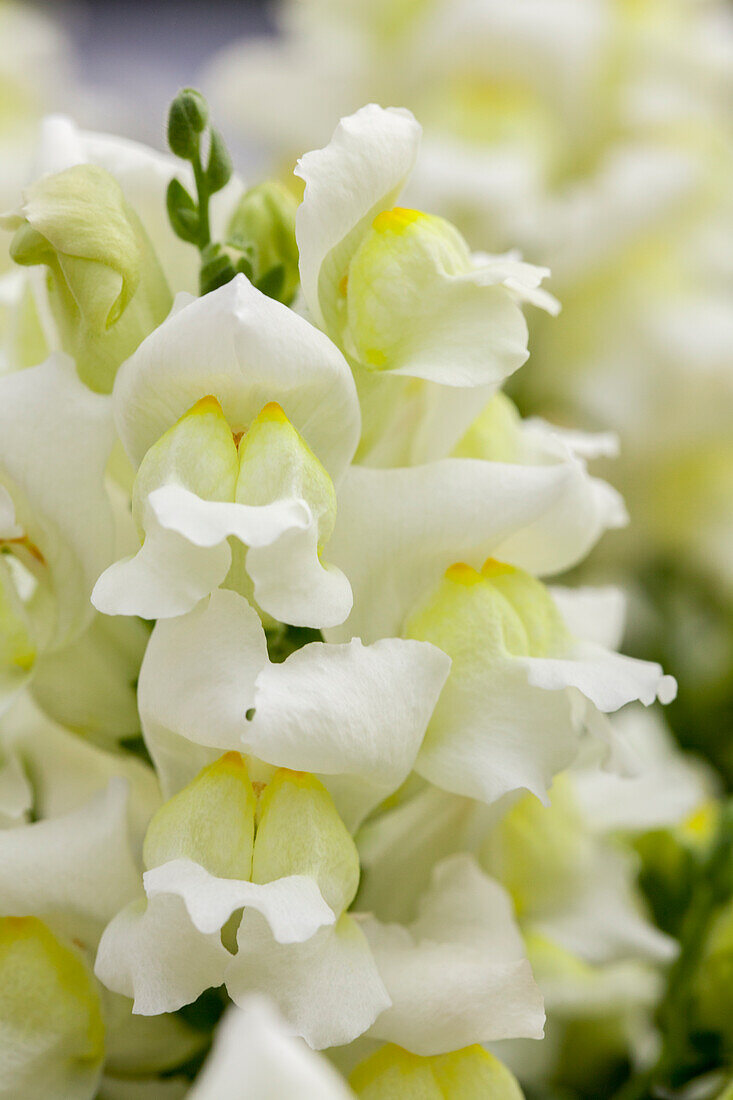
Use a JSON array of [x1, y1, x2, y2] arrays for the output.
[[0, 87, 701, 1100]]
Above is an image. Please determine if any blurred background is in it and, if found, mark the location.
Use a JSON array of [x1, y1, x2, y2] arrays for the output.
[[3, 0, 732, 779]]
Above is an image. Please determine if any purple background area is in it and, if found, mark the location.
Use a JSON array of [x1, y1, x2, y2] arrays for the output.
[[33, 0, 274, 155]]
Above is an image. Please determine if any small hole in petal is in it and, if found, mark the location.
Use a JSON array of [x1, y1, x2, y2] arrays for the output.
[[245, 708, 255, 721]]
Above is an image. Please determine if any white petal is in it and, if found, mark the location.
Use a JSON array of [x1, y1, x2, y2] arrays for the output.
[[138, 588, 449, 828], [549, 585, 627, 650], [518, 641, 677, 712], [0, 779, 140, 947], [144, 858, 335, 943], [189, 999, 354, 1100], [245, 636, 451, 829], [113, 276, 359, 483], [326, 459, 623, 644], [95, 894, 229, 1016], [228, 911, 390, 1049], [363, 854, 545, 1054], [137, 589, 266, 756], [0, 354, 115, 644], [295, 104, 421, 330], [92, 509, 231, 620], [535, 847, 677, 965], [3, 691, 159, 849], [245, 521, 353, 629], [572, 708, 714, 834], [149, 484, 310, 550]]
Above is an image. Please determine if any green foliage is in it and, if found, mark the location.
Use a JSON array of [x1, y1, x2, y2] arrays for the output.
[[165, 89, 300, 303]]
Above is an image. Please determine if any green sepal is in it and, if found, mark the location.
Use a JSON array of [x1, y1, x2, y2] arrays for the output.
[[166, 178, 200, 244], [205, 128, 233, 195]]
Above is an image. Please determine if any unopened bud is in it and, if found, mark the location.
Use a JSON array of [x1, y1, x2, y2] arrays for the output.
[[5, 164, 172, 393], [228, 181, 299, 305], [167, 87, 209, 160]]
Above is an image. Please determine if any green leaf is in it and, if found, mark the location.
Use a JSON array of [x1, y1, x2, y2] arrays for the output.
[[166, 179, 200, 244], [205, 128, 233, 194]]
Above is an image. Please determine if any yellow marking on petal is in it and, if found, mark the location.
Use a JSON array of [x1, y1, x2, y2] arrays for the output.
[[680, 800, 718, 846], [188, 394, 224, 417], [445, 561, 483, 586], [481, 557, 517, 578], [3, 915, 33, 932], [365, 347, 387, 367], [339, 273, 349, 296], [4, 535, 45, 565], [12, 646, 36, 671], [372, 207, 423, 235], [258, 401, 288, 424], [216, 750, 248, 771]]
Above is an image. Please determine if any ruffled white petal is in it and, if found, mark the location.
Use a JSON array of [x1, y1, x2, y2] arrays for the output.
[[95, 894, 230, 1015], [228, 911, 390, 1049], [363, 855, 545, 1054], [143, 858, 335, 942], [138, 589, 450, 827], [91, 508, 232, 620], [245, 521, 353, 629], [518, 642, 677, 712]]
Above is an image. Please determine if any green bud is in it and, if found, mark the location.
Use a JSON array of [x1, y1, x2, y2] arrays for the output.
[[205, 128, 233, 195], [6, 164, 172, 393], [167, 87, 209, 160], [227, 181, 300, 305], [166, 178, 199, 245]]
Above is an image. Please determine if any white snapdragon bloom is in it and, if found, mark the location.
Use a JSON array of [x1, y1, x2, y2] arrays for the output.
[[95, 750, 543, 1053], [92, 278, 360, 628], [403, 570, 674, 804], [92, 588, 543, 1053], [295, 104, 557, 463]]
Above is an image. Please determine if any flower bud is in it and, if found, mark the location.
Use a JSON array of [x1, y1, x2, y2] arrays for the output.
[[6, 164, 172, 393], [167, 87, 209, 160], [227, 182, 300, 305]]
